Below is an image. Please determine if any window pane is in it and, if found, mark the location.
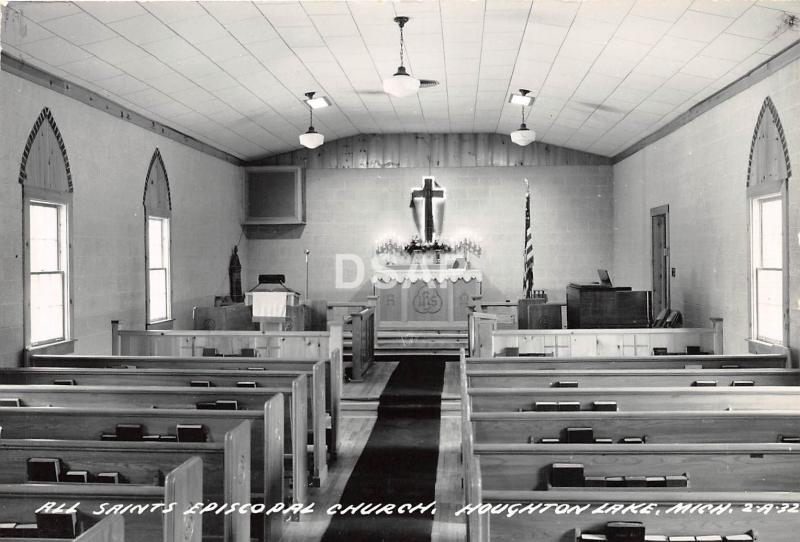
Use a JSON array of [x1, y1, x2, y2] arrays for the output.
[[30, 272, 64, 344], [148, 218, 163, 268], [756, 268, 783, 343], [149, 269, 167, 321], [30, 205, 59, 272], [760, 198, 782, 268]]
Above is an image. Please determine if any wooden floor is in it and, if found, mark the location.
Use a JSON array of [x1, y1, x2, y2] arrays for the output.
[[343, 360, 461, 404], [342, 361, 398, 400], [283, 359, 466, 542]]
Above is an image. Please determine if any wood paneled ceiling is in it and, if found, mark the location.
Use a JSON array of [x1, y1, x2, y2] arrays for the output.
[[3, 0, 799, 160]]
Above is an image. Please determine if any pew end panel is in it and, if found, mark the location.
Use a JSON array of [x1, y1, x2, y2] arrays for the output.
[[263, 394, 284, 542], [224, 421, 251, 542], [467, 312, 498, 358], [289, 376, 310, 499], [163, 457, 203, 542]]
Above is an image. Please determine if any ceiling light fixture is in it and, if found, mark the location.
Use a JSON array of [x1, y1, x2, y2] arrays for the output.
[[509, 91, 535, 107], [299, 91, 325, 149], [383, 16, 420, 98], [305, 94, 331, 109], [510, 89, 536, 147]]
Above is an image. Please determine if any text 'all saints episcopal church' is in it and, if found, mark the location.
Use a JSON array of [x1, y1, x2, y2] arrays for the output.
[[0, 1, 799, 542]]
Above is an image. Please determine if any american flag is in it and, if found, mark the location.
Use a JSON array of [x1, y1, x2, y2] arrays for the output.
[[523, 179, 534, 298]]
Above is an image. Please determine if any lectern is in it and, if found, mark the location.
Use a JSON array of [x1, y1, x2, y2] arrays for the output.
[[246, 275, 302, 331]]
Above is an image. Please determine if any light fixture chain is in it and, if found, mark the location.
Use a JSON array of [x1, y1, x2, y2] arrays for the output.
[[399, 23, 405, 67]]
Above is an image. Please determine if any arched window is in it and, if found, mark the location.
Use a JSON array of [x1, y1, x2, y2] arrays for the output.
[[19, 108, 73, 346], [747, 97, 791, 346], [144, 149, 173, 325]]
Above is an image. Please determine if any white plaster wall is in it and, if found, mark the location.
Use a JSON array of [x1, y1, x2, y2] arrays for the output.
[[0, 71, 246, 364], [613, 58, 800, 356], [246, 165, 614, 304]]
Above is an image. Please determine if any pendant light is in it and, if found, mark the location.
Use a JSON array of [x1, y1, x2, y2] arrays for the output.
[[299, 91, 325, 149], [383, 16, 420, 98], [510, 89, 536, 146]]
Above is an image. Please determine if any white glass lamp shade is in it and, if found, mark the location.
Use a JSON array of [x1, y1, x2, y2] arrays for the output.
[[510, 124, 536, 146], [383, 66, 420, 98], [299, 127, 324, 149]]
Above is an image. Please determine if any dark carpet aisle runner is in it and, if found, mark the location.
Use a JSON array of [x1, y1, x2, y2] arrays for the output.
[[321, 356, 446, 542]]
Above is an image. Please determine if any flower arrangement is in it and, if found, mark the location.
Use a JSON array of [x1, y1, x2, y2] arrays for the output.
[[376, 236, 481, 257]]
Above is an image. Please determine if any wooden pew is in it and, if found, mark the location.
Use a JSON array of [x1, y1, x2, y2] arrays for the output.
[[470, 410, 800, 445], [467, 386, 800, 412], [1, 365, 328, 487], [488, 320, 724, 357], [467, 367, 800, 388], [328, 298, 379, 382], [106, 322, 344, 455], [30, 353, 343, 460], [110, 325, 343, 363], [0, 421, 250, 541], [0, 457, 201, 542], [460, 351, 800, 542], [476, 442, 800, 491], [467, 353, 790, 370], [0, 405, 283, 542], [473, 485, 800, 542], [0, 384, 306, 508]]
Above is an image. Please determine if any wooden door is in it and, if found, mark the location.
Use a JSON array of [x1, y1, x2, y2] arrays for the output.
[[651, 205, 670, 317]]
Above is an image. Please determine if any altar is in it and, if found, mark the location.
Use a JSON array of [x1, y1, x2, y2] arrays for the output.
[[372, 267, 482, 323]]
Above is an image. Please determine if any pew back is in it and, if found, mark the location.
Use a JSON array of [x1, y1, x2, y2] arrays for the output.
[[471, 410, 800, 444], [467, 367, 800, 388], [467, 386, 800, 412], [466, 353, 790, 370], [475, 442, 800, 491]]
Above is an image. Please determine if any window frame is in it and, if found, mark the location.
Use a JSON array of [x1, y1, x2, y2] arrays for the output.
[[23, 187, 73, 348], [747, 179, 789, 346], [145, 214, 172, 325]]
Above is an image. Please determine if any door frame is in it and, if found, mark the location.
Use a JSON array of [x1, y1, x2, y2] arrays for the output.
[[650, 204, 670, 315]]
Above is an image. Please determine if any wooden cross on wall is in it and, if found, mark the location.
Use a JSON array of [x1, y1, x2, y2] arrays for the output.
[[411, 177, 444, 242]]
